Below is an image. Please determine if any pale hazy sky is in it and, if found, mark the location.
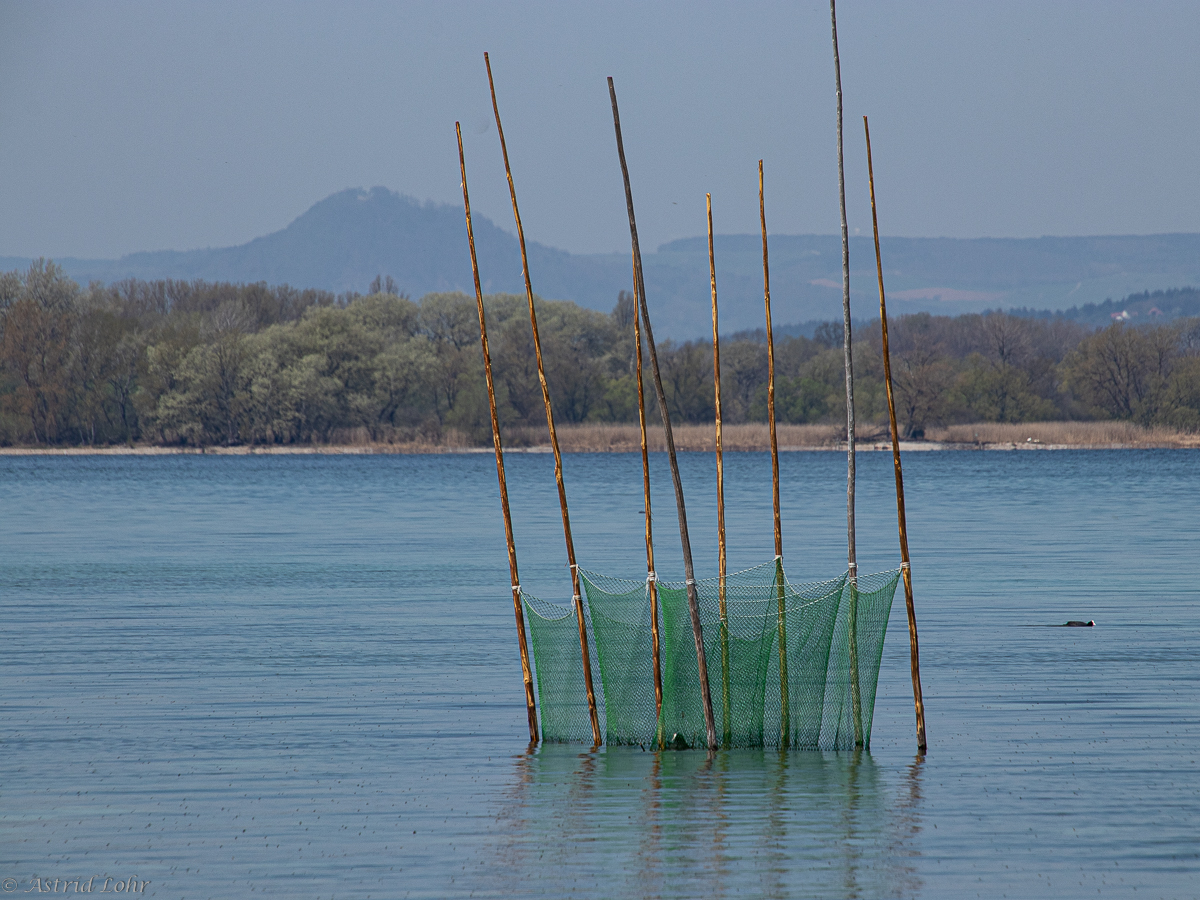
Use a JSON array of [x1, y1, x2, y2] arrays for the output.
[[3, 0, 1200, 260]]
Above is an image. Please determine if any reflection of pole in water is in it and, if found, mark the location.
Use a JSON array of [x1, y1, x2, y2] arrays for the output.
[[569, 748, 598, 816], [484, 747, 923, 897], [840, 750, 865, 898], [762, 750, 790, 899], [488, 745, 539, 887], [705, 751, 731, 897], [900, 753, 925, 822], [886, 753, 926, 896], [632, 751, 665, 893]]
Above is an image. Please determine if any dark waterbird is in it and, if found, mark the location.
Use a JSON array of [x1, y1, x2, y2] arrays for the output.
[[1063, 620, 1096, 627]]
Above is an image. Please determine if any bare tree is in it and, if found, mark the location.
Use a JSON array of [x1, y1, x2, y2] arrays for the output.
[[1063, 323, 1178, 422]]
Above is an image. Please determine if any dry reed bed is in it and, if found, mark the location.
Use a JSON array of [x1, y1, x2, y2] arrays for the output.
[[523, 423, 843, 452], [522, 422, 1200, 451], [927, 421, 1200, 448]]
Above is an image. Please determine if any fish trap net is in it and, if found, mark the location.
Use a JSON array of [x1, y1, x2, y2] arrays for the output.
[[521, 560, 898, 749]]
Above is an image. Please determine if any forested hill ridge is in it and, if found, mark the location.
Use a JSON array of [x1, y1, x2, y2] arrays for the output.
[[2, 263, 1198, 449], [1011, 287, 1200, 329], [5, 187, 1200, 337]]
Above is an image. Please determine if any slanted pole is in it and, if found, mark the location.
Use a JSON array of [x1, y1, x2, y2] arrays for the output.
[[864, 115, 928, 753], [486, 54, 601, 746], [760, 160, 790, 747], [609, 76, 718, 751], [830, 0, 864, 748], [457, 123, 538, 744], [631, 255, 664, 746], [708, 194, 731, 748]]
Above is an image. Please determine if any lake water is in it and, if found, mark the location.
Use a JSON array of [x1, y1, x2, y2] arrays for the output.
[[2, 449, 1198, 899]]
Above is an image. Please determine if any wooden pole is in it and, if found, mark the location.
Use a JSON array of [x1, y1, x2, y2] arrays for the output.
[[830, 0, 864, 748], [761, 161, 790, 748], [708, 193, 731, 748], [631, 253, 664, 745], [864, 115, 928, 753], [457, 122, 538, 744], [486, 54, 601, 746], [609, 76, 718, 751]]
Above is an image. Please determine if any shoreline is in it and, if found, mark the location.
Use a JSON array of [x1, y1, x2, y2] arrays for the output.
[[3, 439, 1198, 456], [3, 422, 1197, 455]]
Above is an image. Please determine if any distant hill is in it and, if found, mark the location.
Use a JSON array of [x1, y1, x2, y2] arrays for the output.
[[1, 188, 545, 299], [5, 187, 1200, 337], [1012, 287, 1200, 328]]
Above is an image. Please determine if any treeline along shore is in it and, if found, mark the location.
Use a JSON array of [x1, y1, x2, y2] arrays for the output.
[[2, 260, 1200, 450]]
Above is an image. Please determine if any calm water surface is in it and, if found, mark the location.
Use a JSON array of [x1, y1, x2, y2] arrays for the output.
[[1, 450, 1198, 898]]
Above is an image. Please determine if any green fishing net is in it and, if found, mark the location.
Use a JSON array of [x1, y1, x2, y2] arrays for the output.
[[521, 561, 899, 749], [520, 591, 605, 744]]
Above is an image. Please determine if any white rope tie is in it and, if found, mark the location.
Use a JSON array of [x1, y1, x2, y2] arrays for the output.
[[646, 570, 657, 584], [847, 562, 858, 586], [900, 561, 910, 571], [511, 584, 521, 593], [686, 578, 696, 587], [774, 555, 783, 562]]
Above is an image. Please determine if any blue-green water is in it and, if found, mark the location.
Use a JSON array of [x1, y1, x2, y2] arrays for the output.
[[1, 450, 1198, 898]]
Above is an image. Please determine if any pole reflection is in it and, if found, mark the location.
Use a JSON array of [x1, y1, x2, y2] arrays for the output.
[[487, 744, 925, 899]]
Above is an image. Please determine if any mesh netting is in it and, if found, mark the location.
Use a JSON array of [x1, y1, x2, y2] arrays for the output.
[[818, 570, 898, 750], [523, 560, 899, 750], [521, 592, 605, 743], [579, 574, 660, 746]]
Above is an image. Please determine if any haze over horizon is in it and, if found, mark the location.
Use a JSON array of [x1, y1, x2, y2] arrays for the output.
[[3, 0, 1200, 262]]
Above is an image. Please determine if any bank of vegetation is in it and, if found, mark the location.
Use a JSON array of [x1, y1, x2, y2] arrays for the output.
[[2, 261, 1199, 449]]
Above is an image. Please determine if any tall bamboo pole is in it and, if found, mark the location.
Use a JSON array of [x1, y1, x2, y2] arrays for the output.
[[632, 254, 664, 744], [485, 54, 601, 746], [458, 122, 538, 744], [609, 76, 718, 751], [761, 161, 790, 747], [708, 194, 731, 748], [830, 0, 864, 748], [864, 115, 928, 753]]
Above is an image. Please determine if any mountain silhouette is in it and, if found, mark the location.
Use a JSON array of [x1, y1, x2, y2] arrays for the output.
[[6, 186, 1200, 337]]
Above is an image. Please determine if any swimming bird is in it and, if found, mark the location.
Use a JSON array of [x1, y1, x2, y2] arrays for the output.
[[1063, 620, 1095, 627]]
